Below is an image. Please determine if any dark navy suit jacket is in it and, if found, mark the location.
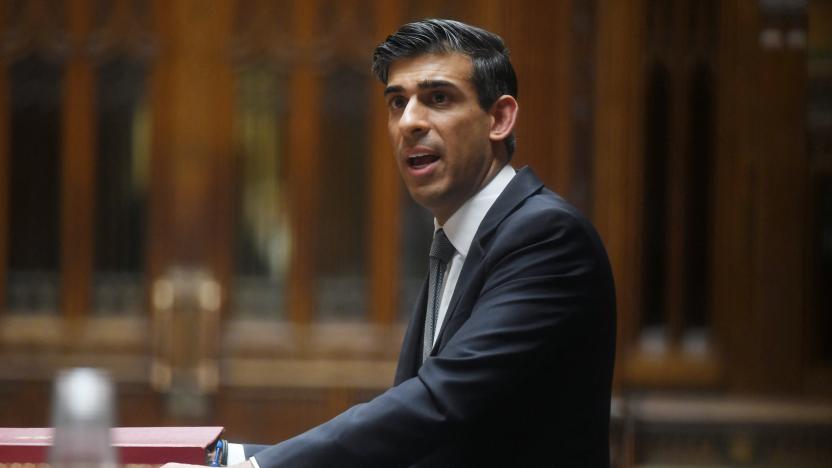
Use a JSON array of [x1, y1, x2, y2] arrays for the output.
[[245, 167, 616, 467]]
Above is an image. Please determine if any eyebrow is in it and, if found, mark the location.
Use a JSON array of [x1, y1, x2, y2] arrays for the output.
[[383, 79, 459, 96], [383, 85, 403, 96]]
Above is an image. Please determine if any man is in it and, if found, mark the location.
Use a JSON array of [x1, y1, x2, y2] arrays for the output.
[[167, 18, 615, 468]]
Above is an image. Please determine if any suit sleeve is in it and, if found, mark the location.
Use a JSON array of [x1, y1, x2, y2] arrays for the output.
[[251, 205, 611, 468]]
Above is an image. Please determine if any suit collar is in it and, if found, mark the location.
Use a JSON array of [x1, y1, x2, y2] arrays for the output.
[[470, 166, 545, 246], [437, 164, 516, 258]]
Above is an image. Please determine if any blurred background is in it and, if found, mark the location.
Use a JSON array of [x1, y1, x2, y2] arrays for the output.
[[0, 0, 830, 466]]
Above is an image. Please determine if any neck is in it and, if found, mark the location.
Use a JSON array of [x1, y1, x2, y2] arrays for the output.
[[434, 161, 506, 226]]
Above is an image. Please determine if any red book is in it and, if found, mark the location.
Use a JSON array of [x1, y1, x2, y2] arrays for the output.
[[0, 426, 224, 464]]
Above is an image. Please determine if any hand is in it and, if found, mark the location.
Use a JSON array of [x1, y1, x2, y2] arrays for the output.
[[160, 462, 253, 468]]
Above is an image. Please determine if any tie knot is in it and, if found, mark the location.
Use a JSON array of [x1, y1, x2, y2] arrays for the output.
[[430, 229, 456, 263]]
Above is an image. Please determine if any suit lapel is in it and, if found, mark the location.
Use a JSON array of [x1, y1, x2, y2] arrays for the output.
[[394, 167, 546, 374], [431, 167, 545, 353]]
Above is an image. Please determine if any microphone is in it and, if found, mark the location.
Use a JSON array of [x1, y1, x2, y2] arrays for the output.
[[50, 368, 118, 468]]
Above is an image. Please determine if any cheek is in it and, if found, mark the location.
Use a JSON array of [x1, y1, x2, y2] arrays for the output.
[[450, 119, 490, 155], [387, 120, 398, 144], [452, 108, 490, 134]]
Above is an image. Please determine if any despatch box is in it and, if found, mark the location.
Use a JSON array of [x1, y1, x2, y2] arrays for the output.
[[0, 426, 223, 465]]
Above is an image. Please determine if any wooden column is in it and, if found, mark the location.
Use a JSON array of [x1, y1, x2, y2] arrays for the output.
[[502, 0, 573, 195], [286, 0, 321, 324], [751, 37, 807, 393], [806, 0, 832, 396], [146, 0, 234, 407], [206, 3, 235, 325], [592, 0, 646, 388], [148, 0, 171, 309], [713, 0, 758, 393], [61, 0, 95, 319], [148, 0, 234, 307], [368, 0, 403, 325], [662, 1, 691, 346], [712, 0, 754, 392], [714, 0, 809, 394], [0, 4, 8, 315]]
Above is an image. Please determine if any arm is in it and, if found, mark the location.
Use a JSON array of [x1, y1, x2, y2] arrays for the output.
[[161, 463, 254, 468], [252, 206, 612, 468]]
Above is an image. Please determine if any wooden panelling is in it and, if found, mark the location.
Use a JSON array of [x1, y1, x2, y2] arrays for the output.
[[806, 2, 832, 395], [209, 4, 235, 327], [144, 1, 234, 404], [0, 2, 8, 316], [368, 0, 403, 325], [215, 386, 383, 444], [286, 0, 321, 324], [620, 350, 721, 389], [714, 0, 809, 394], [592, 0, 647, 389], [749, 25, 808, 393], [662, 1, 691, 345], [0, 381, 51, 427], [502, 0, 573, 196], [712, 0, 757, 394], [147, 0, 173, 314], [467, 0, 502, 33], [569, 1, 598, 214], [147, 0, 234, 296], [222, 357, 395, 389], [61, 0, 95, 320], [621, 396, 832, 467], [651, 0, 718, 347]]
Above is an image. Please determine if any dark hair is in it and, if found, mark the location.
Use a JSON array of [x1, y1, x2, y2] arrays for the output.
[[372, 19, 518, 158]]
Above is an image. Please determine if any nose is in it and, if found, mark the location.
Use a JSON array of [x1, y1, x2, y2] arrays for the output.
[[397, 98, 429, 140]]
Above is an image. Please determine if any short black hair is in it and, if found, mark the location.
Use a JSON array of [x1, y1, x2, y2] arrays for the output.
[[372, 19, 518, 158]]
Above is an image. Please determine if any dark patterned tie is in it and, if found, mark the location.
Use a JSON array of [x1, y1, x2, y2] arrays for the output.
[[423, 229, 456, 364]]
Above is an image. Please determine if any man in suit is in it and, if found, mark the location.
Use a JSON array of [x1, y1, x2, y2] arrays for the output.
[[166, 18, 615, 468]]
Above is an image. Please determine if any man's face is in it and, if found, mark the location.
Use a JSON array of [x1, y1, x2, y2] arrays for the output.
[[384, 52, 502, 224]]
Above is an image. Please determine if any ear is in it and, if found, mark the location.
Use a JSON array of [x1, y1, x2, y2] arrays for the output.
[[488, 95, 518, 143]]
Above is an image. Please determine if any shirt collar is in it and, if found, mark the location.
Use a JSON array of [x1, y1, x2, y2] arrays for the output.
[[435, 164, 516, 257]]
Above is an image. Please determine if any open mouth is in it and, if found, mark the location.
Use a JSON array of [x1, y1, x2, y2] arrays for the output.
[[407, 154, 440, 169]]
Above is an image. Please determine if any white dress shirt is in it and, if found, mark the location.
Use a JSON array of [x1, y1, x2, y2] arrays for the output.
[[430, 164, 515, 344]]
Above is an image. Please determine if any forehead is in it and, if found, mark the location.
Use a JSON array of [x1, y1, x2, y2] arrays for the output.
[[386, 52, 474, 88]]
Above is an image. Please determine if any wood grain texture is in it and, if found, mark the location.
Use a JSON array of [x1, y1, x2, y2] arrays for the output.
[[61, 0, 95, 320], [147, 0, 234, 305], [593, 0, 647, 389], [285, 0, 321, 324], [368, 0, 403, 324], [501, 0, 573, 195], [714, 0, 809, 394], [0, 2, 8, 316]]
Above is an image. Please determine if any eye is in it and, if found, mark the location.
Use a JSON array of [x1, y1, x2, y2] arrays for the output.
[[431, 92, 448, 104], [388, 96, 406, 110]]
